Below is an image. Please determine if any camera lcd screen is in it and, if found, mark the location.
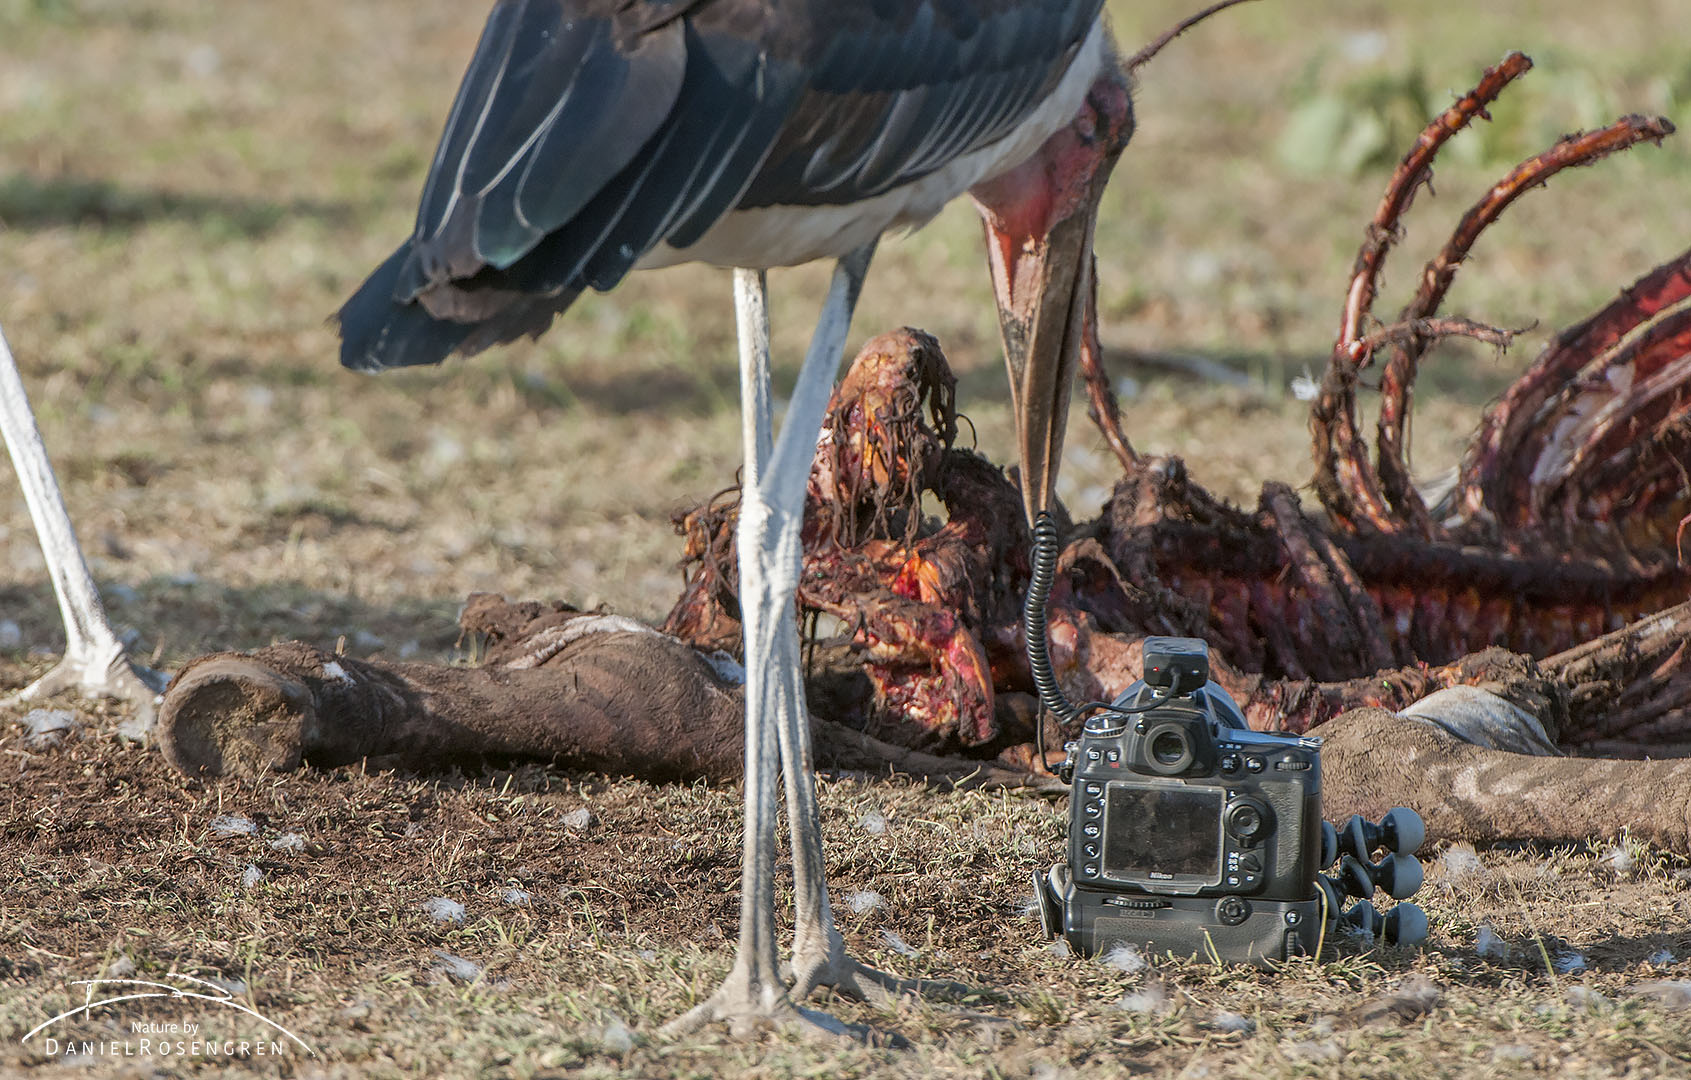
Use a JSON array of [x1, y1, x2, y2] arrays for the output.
[[1101, 784, 1223, 881]]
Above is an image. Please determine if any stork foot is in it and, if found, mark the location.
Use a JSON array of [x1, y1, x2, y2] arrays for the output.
[[4, 639, 163, 737], [791, 930, 975, 1009], [661, 967, 880, 1044]]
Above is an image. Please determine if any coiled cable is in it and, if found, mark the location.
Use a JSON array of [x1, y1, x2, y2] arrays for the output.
[[1026, 511, 1081, 725], [1025, 510, 1169, 733]]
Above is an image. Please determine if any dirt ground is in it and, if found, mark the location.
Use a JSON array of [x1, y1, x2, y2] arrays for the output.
[[5, 0, 1691, 1075], [2, 715, 1690, 1078]]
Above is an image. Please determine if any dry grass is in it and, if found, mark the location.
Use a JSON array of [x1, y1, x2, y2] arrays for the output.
[[4, 0, 1691, 1075], [2, 737, 1689, 1078]]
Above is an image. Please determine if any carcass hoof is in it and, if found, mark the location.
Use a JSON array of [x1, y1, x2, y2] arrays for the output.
[[157, 658, 313, 777]]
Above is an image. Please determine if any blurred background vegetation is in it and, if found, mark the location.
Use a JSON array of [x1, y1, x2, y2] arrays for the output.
[[1, 0, 1686, 659]]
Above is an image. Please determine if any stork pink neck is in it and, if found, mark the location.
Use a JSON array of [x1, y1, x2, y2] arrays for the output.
[[970, 72, 1133, 266]]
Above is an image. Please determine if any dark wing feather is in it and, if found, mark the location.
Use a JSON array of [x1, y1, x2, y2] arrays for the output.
[[397, 2, 689, 295], [339, 0, 1106, 373], [741, 0, 1105, 209]]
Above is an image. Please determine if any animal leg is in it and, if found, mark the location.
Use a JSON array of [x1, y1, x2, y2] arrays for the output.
[[0, 319, 161, 730], [665, 254, 879, 1040], [763, 250, 971, 1008]]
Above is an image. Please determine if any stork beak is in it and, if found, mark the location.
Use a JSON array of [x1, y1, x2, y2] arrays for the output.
[[984, 201, 1102, 524], [974, 68, 1132, 524]]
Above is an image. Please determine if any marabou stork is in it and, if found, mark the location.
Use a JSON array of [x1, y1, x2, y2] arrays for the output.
[[338, 0, 1131, 1034], [1, 323, 161, 725]]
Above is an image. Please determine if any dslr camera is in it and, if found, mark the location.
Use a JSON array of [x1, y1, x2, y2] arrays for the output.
[[1032, 636, 1327, 965]]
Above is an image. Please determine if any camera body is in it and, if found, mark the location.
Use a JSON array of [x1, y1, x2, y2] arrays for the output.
[[1037, 637, 1326, 965]]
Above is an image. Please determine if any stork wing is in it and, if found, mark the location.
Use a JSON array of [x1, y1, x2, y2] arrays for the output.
[[339, 0, 1105, 372], [733, 0, 1103, 218]]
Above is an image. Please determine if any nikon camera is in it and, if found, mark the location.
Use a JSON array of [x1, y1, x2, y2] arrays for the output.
[[1032, 636, 1326, 965]]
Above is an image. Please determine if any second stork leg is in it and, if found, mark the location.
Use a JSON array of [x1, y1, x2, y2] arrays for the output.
[[665, 244, 877, 1038]]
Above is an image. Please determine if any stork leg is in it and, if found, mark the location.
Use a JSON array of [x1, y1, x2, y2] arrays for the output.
[[0, 319, 161, 731], [666, 246, 891, 1039]]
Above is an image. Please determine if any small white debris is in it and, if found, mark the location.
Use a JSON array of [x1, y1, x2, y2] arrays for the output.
[[1648, 948, 1675, 967], [1566, 985, 1608, 1011], [1438, 843, 1486, 883], [1100, 943, 1147, 975], [0, 619, 21, 649], [1282, 1039, 1343, 1063], [398, 639, 422, 659], [561, 808, 593, 830], [1634, 980, 1691, 1009], [352, 630, 385, 652], [1047, 938, 1073, 959], [1183, 250, 1223, 286], [269, 832, 306, 852], [1211, 1011, 1254, 1034], [321, 660, 354, 684], [23, 709, 76, 748], [430, 950, 482, 983], [1554, 951, 1587, 975], [421, 897, 466, 924], [103, 956, 136, 979], [1599, 843, 1636, 877], [1290, 374, 1320, 401], [428, 433, 465, 467], [857, 809, 888, 835], [637, 949, 656, 962], [240, 383, 272, 410], [210, 814, 258, 838], [502, 887, 531, 906], [240, 865, 265, 889], [183, 43, 222, 78], [1115, 980, 1170, 1015], [600, 1015, 635, 1055], [1490, 1044, 1533, 1063], [1475, 921, 1505, 959], [1340, 29, 1389, 63], [203, 976, 247, 997], [844, 890, 884, 915], [881, 931, 919, 957]]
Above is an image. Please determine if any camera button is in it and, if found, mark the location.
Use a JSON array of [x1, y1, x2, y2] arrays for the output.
[[1219, 754, 1240, 773], [1083, 842, 1099, 859], [1245, 756, 1266, 773], [1216, 896, 1251, 926], [1275, 759, 1311, 771], [1105, 749, 1120, 763], [1082, 823, 1100, 837], [1083, 864, 1100, 879], [1083, 782, 1102, 796], [1083, 802, 1102, 818]]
